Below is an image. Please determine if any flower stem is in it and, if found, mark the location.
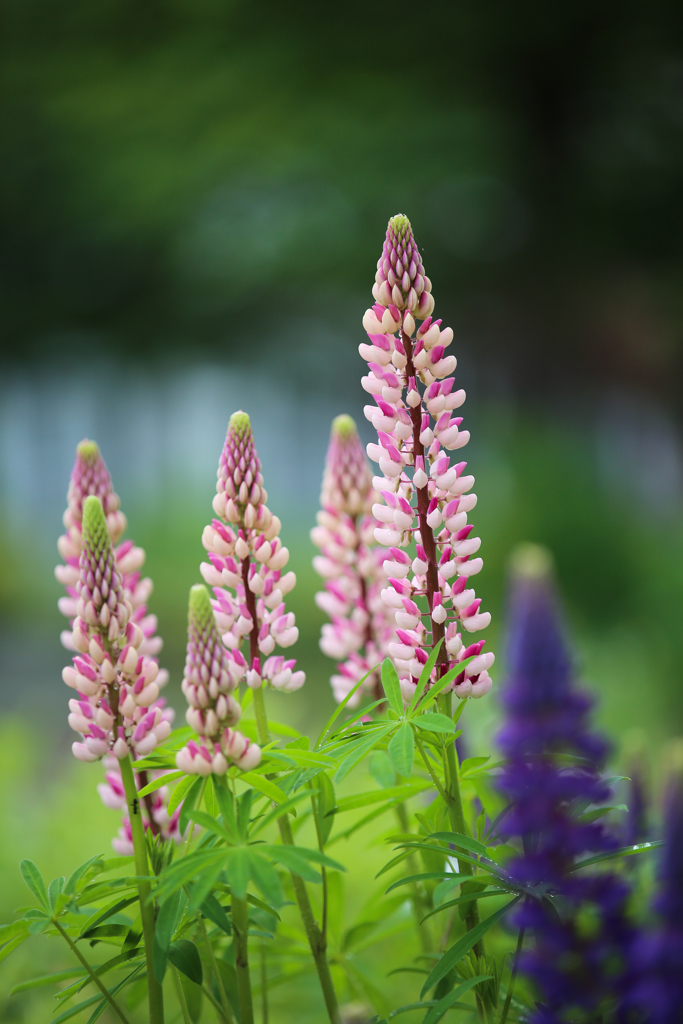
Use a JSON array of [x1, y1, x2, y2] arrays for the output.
[[251, 685, 341, 1024], [260, 943, 269, 1024], [395, 801, 432, 951], [54, 919, 131, 1024], [232, 891, 254, 1024], [119, 753, 165, 1024], [171, 966, 192, 1024], [499, 926, 525, 1024], [199, 914, 234, 1023]]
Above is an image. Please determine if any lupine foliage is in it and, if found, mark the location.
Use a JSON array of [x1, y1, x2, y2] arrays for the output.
[[1, 216, 678, 1024]]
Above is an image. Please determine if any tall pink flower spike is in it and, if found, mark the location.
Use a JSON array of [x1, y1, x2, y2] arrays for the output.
[[55, 439, 166, 666], [200, 410, 304, 693], [361, 214, 494, 701], [175, 584, 261, 775], [312, 414, 397, 706], [63, 496, 174, 762]]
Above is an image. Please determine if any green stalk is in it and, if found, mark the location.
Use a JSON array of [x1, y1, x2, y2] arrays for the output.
[[53, 919, 131, 1024], [499, 927, 525, 1024], [119, 754, 165, 1024], [232, 892, 254, 1024], [199, 915, 234, 1023], [252, 686, 341, 1024], [171, 966, 192, 1024], [260, 943, 269, 1024], [395, 802, 431, 951]]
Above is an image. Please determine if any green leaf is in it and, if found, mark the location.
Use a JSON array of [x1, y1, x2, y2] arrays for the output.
[[417, 657, 477, 710], [187, 858, 226, 916], [169, 939, 203, 986], [369, 750, 396, 789], [315, 663, 378, 749], [333, 780, 431, 815], [261, 843, 344, 884], [79, 895, 139, 938], [246, 892, 280, 921], [63, 855, 104, 897], [408, 640, 443, 713], [200, 892, 232, 934], [420, 898, 519, 997], [48, 876, 66, 914], [155, 850, 226, 905], [420, 888, 510, 924], [577, 804, 628, 825], [388, 723, 414, 778], [422, 976, 492, 1024], [0, 919, 30, 944], [385, 872, 458, 894], [153, 890, 181, 982], [414, 713, 455, 735], [315, 771, 336, 847], [249, 791, 313, 837], [381, 658, 404, 716], [428, 832, 489, 858], [570, 840, 663, 871], [52, 994, 103, 1023], [334, 726, 393, 783], [167, 774, 198, 817], [240, 771, 290, 806], [248, 851, 284, 907], [0, 933, 29, 963], [187, 809, 233, 843], [10, 968, 86, 995], [179, 776, 206, 836], [19, 860, 50, 912], [225, 846, 251, 899], [138, 771, 183, 798]]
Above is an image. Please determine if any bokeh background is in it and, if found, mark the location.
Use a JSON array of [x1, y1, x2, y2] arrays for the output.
[[2, 1, 683, 1019]]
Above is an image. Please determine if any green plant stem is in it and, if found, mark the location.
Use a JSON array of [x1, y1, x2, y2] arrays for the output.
[[171, 965, 192, 1024], [119, 754, 165, 1024], [182, 778, 207, 858], [252, 686, 341, 1024], [53, 919, 131, 1024], [499, 927, 525, 1024], [395, 801, 431, 952], [260, 943, 269, 1024], [202, 983, 230, 1021], [232, 893, 254, 1024], [308, 781, 328, 943], [199, 915, 234, 1023]]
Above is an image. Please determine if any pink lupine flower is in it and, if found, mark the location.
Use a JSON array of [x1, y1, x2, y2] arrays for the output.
[[312, 414, 398, 706], [360, 215, 493, 702], [63, 495, 173, 762], [200, 411, 303, 691], [55, 439, 167, 671], [98, 756, 183, 854], [175, 584, 261, 774]]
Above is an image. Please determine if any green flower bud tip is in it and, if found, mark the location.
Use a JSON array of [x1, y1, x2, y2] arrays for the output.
[[228, 410, 252, 439], [81, 495, 111, 557], [331, 414, 358, 440], [188, 583, 214, 632], [76, 439, 101, 464]]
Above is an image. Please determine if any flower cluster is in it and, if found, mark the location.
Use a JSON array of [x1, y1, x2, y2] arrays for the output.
[[360, 215, 493, 700], [497, 545, 630, 1020], [55, 438, 166, 665], [200, 411, 304, 692], [98, 756, 183, 855], [63, 495, 173, 762], [175, 584, 261, 774], [312, 414, 397, 705]]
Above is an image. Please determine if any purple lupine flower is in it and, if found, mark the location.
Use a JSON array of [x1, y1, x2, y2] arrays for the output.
[[200, 411, 304, 693], [175, 583, 261, 774], [497, 544, 631, 1021], [312, 414, 398, 705], [624, 767, 683, 1024], [63, 495, 173, 762], [361, 215, 493, 703], [56, 438, 167, 667], [98, 757, 183, 855]]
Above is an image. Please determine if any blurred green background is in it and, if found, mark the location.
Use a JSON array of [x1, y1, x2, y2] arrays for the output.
[[2, 0, 683, 1019]]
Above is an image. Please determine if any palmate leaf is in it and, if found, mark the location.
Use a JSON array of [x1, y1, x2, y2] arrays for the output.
[[428, 832, 490, 858], [260, 844, 345, 886], [315, 663, 379, 749], [137, 771, 183, 798], [187, 810, 233, 843], [240, 771, 291, 806], [422, 976, 492, 1024], [10, 967, 86, 995], [420, 898, 519, 997], [0, 932, 29, 963], [413, 713, 455, 735], [249, 791, 312, 837], [388, 723, 414, 778], [408, 640, 443, 713], [381, 658, 404, 716], [334, 726, 393, 783], [156, 850, 226, 905], [569, 840, 663, 872], [64, 855, 105, 897], [420, 888, 511, 924], [330, 700, 386, 738], [19, 860, 50, 912], [79, 895, 139, 938]]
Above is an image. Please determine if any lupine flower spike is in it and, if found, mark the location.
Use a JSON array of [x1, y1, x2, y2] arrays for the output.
[[63, 496, 173, 762], [176, 584, 261, 775], [497, 543, 631, 1020], [200, 410, 304, 693], [56, 438, 166, 666], [312, 414, 397, 705], [361, 215, 493, 700]]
